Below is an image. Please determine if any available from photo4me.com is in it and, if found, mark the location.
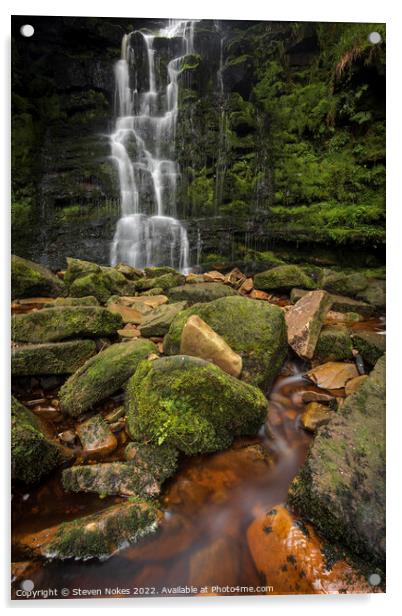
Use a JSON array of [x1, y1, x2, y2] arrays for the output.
[[11, 15, 385, 600]]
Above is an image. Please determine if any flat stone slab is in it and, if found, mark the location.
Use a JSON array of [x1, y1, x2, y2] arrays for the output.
[[139, 301, 187, 337], [15, 501, 161, 560], [12, 339, 96, 375], [168, 283, 238, 304], [290, 288, 376, 317], [11, 306, 123, 343], [306, 361, 359, 390], [180, 314, 242, 377], [285, 290, 332, 359]]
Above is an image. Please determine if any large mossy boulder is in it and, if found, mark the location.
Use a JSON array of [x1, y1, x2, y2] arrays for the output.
[[126, 355, 268, 456], [11, 396, 68, 484], [168, 282, 238, 304], [11, 306, 123, 343], [59, 339, 156, 417], [134, 272, 185, 292], [28, 501, 161, 560], [356, 279, 385, 309], [64, 257, 131, 303], [288, 356, 386, 567], [254, 265, 316, 292], [319, 269, 369, 298], [11, 339, 97, 375], [11, 254, 64, 300], [164, 296, 286, 389]]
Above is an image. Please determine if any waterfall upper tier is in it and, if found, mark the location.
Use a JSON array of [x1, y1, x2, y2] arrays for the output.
[[110, 19, 198, 273]]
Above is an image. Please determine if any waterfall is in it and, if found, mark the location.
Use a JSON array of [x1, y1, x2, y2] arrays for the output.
[[110, 19, 197, 273]]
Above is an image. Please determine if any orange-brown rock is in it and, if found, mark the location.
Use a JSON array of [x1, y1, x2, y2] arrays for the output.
[[345, 374, 368, 396], [300, 402, 332, 432], [307, 362, 358, 390], [180, 314, 242, 377], [117, 325, 141, 338], [285, 290, 332, 359], [239, 277, 253, 293], [107, 303, 145, 324], [119, 294, 168, 308], [247, 505, 373, 594], [300, 390, 335, 404], [203, 270, 226, 282], [249, 289, 271, 300], [224, 267, 246, 286], [76, 414, 117, 457]]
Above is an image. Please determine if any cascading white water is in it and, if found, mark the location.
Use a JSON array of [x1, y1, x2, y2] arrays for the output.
[[110, 19, 197, 272]]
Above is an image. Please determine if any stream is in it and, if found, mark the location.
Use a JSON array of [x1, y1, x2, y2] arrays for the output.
[[11, 313, 384, 597]]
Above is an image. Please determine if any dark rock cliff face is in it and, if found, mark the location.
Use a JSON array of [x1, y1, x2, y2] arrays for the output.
[[12, 17, 385, 269]]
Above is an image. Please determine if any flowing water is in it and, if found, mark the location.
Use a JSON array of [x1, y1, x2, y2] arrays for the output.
[[110, 20, 197, 272], [11, 311, 385, 599]]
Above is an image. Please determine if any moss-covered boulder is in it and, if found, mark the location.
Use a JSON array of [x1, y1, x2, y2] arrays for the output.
[[11, 306, 122, 343], [164, 296, 286, 389], [134, 272, 185, 292], [11, 396, 68, 484], [126, 355, 268, 456], [352, 331, 386, 366], [319, 269, 369, 298], [254, 265, 316, 292], [59, 339, 156, 417], [11, 339, 96, 375], [168, 282, 238, 304], [51, 296, 100, 306], [33, 501, 161, 560], [63, 443, 177, 498], [115, 262, 143, 280], [67, 272, 113, 304], [139, 301, 188, 337], [314, 325, 353, 362], [64, 257, 131, 303], [288, 356, 385, 567], [11, 254, 64, 300], [356, 279, 386, 309], [144, 266, 178, 277]]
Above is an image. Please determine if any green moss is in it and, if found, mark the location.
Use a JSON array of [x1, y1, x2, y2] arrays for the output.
[[168, 282, 238, 304], [126, 355, 268, 455], [164, 295, 287, 389], [12, 339, 97, 375], [134, 272, 185, 292], [11, 396, 64, 484], [254, 265, 316, 291], [288, 356, 385, 568], [43, 501, 160, 560], [314, 325, 353, 362], [351, 331, 386, 366], [11, 254, 64, 300], [12, 306, 123, 343], [59, 339, 156, 417]]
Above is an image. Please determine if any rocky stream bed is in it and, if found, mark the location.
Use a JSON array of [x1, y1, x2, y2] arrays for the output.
[[11, 254, 385, 597]]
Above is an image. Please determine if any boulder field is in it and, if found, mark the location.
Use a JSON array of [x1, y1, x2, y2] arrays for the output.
[[11, 254, 385, 567]]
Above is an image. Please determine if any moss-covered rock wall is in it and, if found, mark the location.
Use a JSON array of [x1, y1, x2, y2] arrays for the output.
[[12, 17, 385, 269]]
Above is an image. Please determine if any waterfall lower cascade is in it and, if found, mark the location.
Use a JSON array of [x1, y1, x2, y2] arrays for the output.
[[110, 20, 197, 273]]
